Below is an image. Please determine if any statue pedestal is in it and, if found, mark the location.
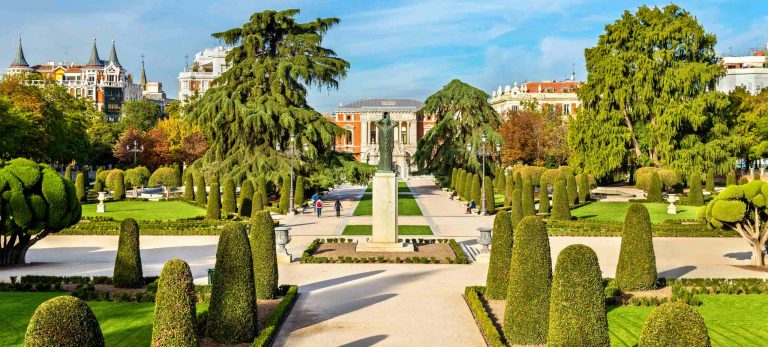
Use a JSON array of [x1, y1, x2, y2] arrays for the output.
[[357, 172, 414, 252]]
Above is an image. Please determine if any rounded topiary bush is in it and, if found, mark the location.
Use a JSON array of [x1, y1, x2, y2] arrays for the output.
[[547, 244, 609, 347], [183, 172, 194, 202], [539, 181, 550, 214], [647, 171, 663, 202], [551, 177, 571, 221], [485, 210, 513, 299], [24, 296, 104, 347], [616, 204, 657, 291], [521, 175, 535, 216], [251, 211, 278, 299], [638, 302, 710, 347], [75, 172, 86, 202], [113, 218, 143, 288], [504, 216, 551, 345], [195, 174, 207, 207], [688, 173, 704, 206], [207, 222, 257, 343], [239, 179, 254, 217], [152, 258, 197, 347]]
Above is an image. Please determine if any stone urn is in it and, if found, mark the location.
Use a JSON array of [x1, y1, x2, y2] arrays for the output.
[[477, 227, 492, 253], [667, 194, 678, 215], [96, 192, 107, 213], [274, 226, 292, 263]]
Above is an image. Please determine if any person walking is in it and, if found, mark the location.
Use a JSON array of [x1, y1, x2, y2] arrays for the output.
[[316, 199, 323, 218], [334, 199, 342, 218]]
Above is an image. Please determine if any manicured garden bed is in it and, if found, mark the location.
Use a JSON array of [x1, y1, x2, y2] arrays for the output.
[[352, 193, 423, 216], [301, 238, 468, 264], [571, 202, 701, 224], [342, 225, 433, 235], [82, 200, 206, 221], [60, 218, 228, 235]]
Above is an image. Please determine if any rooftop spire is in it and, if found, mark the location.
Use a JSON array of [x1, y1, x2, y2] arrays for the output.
[[108, 40, 121, 67], [10, 37, 30, 67], [86, 37, 103, 67], [140, 53, 147, 89]]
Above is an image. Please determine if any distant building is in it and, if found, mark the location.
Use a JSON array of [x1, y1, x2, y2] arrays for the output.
[[5, 38, 143, 120], [328, 98, 437, 179], [490, 79, 582, 117], [717, 43, 768, 95], [177, 46, 232, 102]]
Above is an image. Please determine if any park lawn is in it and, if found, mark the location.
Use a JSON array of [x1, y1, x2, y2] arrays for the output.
[[571, 202, 701, 224], [0, 292, 208, 347], [607, 294, 768, 346], [342, 224, 433, 235], [353, 193, 423, 216], [365, 181, 411, 193], [82, 200, 206, 221]]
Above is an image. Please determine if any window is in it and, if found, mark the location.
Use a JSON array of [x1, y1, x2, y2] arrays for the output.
[[346, 115, 352, 121], [370, 125, 377, 144], [545, 88, 555, 93], [563, 104, 571, 115]]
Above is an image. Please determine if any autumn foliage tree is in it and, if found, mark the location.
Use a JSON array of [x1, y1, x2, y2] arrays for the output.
[[499, 104, 568, 166]]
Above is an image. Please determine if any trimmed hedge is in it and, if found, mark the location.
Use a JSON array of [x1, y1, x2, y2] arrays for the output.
[[577, 173, 590, 203], [256, 175, 268, 208], [566, 172, 578, 205], [504, 175, 514, 206], [484, 176, 495, 214], [551, 177, 571, 221], [279, 176, 291, 214], [450, 168, 457, 190], [240, 179, 254, 217], [251, 211, 278, 299], [94, 167, 105, 192], [689, 173, 704, 206], [253, 189, 264, 212], [456, 170, 465, 198], [24, 296, 104, 347], [113, 218, 143, 288], [547, 244, 609, 347], [510, 188, 523, 226], [539, 181, 550, 214], [706, 169, 715, 192], [75, 172, 86, 202], [222, 177, 237, 215], [471, 174, 482, 207], [206, 182, 221, 220], [183, 173, 194, 202], [207, 222, 258, 343], [295, 176, 305, 207], [64, 165, 72, 181], [465, 286, 506, 347], [726, 170, 736, 186], [194, 174, 207, 207], [521, 175, 535, 216], [638, 302, 711, 347], [251, 285, 299, 347], [647, 172, 663, 202], [503, 216, 551, 345], [616, 204, 658, 291], [485, 211, 513, 299], [110, 170, 125, 200], [152, 258, 198, 347]]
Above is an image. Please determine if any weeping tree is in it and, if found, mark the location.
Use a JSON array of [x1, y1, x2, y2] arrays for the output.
[[186, 9, 349, 181], [414, 79, 501, 176]]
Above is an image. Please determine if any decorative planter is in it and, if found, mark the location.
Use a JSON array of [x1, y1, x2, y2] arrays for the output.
[[97, 192, 106, 213], [667, 194, 678, 215], [477, 227, 492, 253], [275, 226, 292, 263]]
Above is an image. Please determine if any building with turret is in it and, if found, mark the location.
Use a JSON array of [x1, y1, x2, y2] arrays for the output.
[[5, 38, 143, 120]]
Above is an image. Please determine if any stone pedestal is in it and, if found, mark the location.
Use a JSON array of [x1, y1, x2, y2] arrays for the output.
[[357, 172, 414, 252], [96, 192, 106, 213]]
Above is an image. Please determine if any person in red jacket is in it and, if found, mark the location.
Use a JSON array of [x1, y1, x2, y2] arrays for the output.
[[316, 199, 323, 218]]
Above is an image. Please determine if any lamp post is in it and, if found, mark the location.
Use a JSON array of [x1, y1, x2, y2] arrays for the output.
[[126, 140, 144, 165], [495, 143, 502, 169], [277, 134, 309, 214], [466, 132, 496, 215]]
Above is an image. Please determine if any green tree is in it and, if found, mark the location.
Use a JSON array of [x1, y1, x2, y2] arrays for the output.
[[566, 173, 578, 206], [547, 244, 610, 347], [222, 177, 237, 216], [149, 167, 180, 199], [207, 182, 221, 220], [504, 216, 551, 345], [186, 10, 348, 180], [551, 177, 571, 221], [485, 211, 513, 299], [75, 172, 86, 202], [250, 211, 278, 299], [183, 172, 194, 202], [727, 170, 736, 186], [706, 168, 715, 192], [638, 302, 711, 347], [483, 176, 495, 215], [24, 296, 104, 347], [616, 204, 657, 291], [125, 166, 150, 198], [539, 181, 550, 214], [521, 175, 535, 216], [120, 99, 160, 131], [568, 4, 734, 179], [239, 179, 254, 217], [688, 173, 704, 206], [647, 171, 663, 202], [295, 176, 305, 208], [577, 173, 590, 203], [207, 223, 257, 343], [152, 258, 198, 347], [414, 79, 501, 175], [113, 218, 143, 288], [704, 182, 768, 266], [195, 174, 207, 207]]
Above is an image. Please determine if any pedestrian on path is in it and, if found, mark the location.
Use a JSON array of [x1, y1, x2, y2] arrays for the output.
[[450, 191, 456, 200], [316, 199, 323, 218], [466, 200, 475, 214], [335, 199, 342, 218]]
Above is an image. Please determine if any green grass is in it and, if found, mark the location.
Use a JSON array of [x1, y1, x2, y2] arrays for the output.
[[608, 295, 768, 346], [571, 202, 701, 224], [342, 224, 433, 235], [352, 193, 423, 216], [365, 181, 411, 193], [0, 292, 208, 346], [82, 200, 206, 221]]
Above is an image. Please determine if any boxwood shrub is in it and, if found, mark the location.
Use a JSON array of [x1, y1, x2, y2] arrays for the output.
[[616, 204, 657, 291], [113, 218, 143, 288], [206, 182, 221, 220], [638, 302, 710, 347], [152, 258, 198, 347], [521, 175, 535, 216], [183, 172, 194, 202], [222, 177, 237, 216], [251, 211, 278, 299], [551, 177, 571, 221], [688, 173, 704, 206], [239, 179, 254, 217], [195, 174, 207, 207], [484, 211, 513, 299], [24, 296, 104, 347], [647, 172, 663, 202]]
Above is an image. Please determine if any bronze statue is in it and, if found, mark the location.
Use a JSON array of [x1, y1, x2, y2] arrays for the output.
[[376, 112, 396, 172]]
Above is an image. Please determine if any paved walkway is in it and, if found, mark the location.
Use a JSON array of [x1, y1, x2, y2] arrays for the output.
[[2, 181, 768, 346]]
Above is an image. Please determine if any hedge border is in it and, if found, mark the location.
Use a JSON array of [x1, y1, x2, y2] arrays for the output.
[[464, 286, 505, 347], [300, 238, 469, 264], [251, 284, 299, 347]]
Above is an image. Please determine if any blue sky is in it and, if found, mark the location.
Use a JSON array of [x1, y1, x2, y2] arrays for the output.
[[1, 0, 766, 113]]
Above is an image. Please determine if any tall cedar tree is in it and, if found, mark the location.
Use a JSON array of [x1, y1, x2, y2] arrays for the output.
[[539, 181, 550, 214], [551, 177, 571, 221], [239, 179, 254, 217], [483, 176, 495, 214], [207, 182, 221, 220], [195, 174, 207, 206], [250, 211, 278, 299], [568, 4, 734, 179], [222, 178, 237, 215], [186, 10, 349, 179], [414, 79, 501, 175], [485, 211, 513, 299], [616, 204, 657, 291], [521, 175, 535, 216]]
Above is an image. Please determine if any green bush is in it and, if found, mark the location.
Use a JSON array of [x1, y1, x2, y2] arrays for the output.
[[94, 167, 105, 192], [251, 211, 278, 299], [195, 174, 207, 207], [739, 176, 749, 185], [149, 167, 180, 198], [485, 211, 513, 299], [253, 189, 264, 212], [207, 222, 258, 343], [257, 175, 268, 208], [279, 176, 291, 214], [495, 169, 506, 193], [566, 173, 578, 205], [726, 170, 736, 186], [539, 181, 550, 214], [450, 168, 457, 190], [295, 176, 305, 207], [484, 176, 495, 214], [471, 174, 482, 206], [240, 179, 254, 217], [124, 166, 150, 194], [75, 173, 86, 202], [706, 169, 715, 192], [577, 173, 590, 203], [755, 170, 762, 181], [547, 244, 609, 347], [647, 171, 663, 202], [638, 302, 710, 347], [222, 178, 237, 216], [510, 188, 523, 226], [688, 173, 704, 206], [504, 216, 551, 345], [152, 258, 198, 347], [504, 175, 514, 206], [183, 173, 194, 202], [540, 168, 560, 188], [465, 287, 506, 347], [107, 170, 126, 200], [113, 218, 143, 288], [64, 165, 72, 181], [464, 171, 473, 201], [521, 175, 535, 216], [551, 177, 571, 221], [616, 204, 657, 291], [456, 169, 465, 197], [207, 182, 221, 220], [24, 296, 104, 347]]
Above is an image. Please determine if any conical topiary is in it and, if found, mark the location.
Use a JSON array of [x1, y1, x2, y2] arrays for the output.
[[113, 171, 125, 200], [484, 176, 495, 215], [539, 181, 550, 214], [279, 176, 291, 214], [250, 211, 278, 299], [239, 179, 254, 217], [64, 165, 71, 181], [75, 172, 86, 202], [152, 258, 198, 347], [521, 175, 535, 216], [256, 175, 268, 208], [253, 189, 264, 212], [450, 168, 457, 190], [616, 204, 657, 291], [206, 182, 221, 220], [464, 171, 473, 201], [485, 210, 513, 299], [726, 170, 736, 186], [222, 178, 237, 216], [113, 218, 143, 288], [504, 216, 551, 345], [94, 167, 104, 192], [207, 222, 257, 343], [688, 173, 704, 206], [647, 171, 663, 202], [471, 174, 482, 208], [295, 176, 305, 208], [510, 188, 523, 226], [505, 175, 514, 206], [456, 169, 464, 197], [706, 168, 715, 193], [183, 172, 194, 202], [638, 302, 711, 347], [566, 173, 578, 206], [551, 177, 571, 221], [195, 174, 207, 207], [24, 296, 104, 347], [577, 173, 590, 203], [547, 244, 609, 347]]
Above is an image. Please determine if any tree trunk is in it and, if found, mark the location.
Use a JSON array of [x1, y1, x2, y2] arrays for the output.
[[0, 230, 51, 265], [753, 242, 765, 267]]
